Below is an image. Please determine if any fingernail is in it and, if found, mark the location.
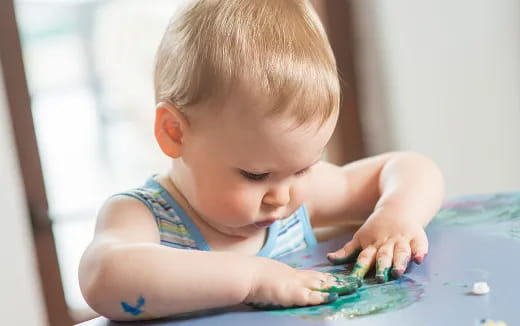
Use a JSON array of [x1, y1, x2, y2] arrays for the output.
[[323, 292, 339, 303], [414, 253, 427, 264]]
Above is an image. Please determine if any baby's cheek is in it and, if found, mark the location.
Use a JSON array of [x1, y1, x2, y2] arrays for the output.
[[226, 190, 259, 213], [290, 185, 307, 207], [209, 188, 259, 220]]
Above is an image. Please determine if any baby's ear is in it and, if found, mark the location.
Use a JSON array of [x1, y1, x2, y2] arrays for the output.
[[154, 102, 188, 158]]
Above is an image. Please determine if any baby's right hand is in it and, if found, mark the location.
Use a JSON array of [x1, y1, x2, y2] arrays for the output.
[[244, 257, 358, 309]]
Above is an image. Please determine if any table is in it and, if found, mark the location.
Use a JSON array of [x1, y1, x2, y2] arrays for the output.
[[78, 192, 520, 325]]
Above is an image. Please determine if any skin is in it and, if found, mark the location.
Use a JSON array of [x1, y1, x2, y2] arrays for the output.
[[78, 89, 444, 320]]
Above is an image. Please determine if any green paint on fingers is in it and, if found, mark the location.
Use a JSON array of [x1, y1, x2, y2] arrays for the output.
[[375, 261, 390, 283], [350, 263, 369, 279], [320, 276, 362, 296], [324, 292, 339, 303], [269, 275, 425, 320]]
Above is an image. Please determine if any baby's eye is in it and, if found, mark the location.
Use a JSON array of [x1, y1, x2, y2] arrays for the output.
[[240, 170, 270, 181], [295, 167, 311, 177]]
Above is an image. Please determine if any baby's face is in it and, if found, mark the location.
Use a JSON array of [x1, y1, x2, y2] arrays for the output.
[[175, 95, 337, 238]]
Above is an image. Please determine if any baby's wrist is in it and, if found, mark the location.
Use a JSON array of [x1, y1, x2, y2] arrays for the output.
[[242, 257, 266, 304], [368, 205, 421, 226]]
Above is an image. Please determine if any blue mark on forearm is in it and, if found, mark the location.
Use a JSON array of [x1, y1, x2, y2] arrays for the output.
[[121, 295, 145, 316]]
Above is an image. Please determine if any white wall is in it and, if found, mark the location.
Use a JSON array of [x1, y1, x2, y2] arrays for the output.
[[355, 0, 520, 197], [0, 65, 47, 324]]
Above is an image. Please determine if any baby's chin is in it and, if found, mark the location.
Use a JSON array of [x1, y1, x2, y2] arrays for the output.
[[233, 224, 268, 238]]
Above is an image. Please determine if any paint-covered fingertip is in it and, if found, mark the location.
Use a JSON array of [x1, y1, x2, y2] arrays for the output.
[[349, 262, 369, 279], [375, 264, 391, 283], [375, 276, 386, 283], [391, 268, 404, 279], [375, 272, 390, 283], [323, 292, 339, 303], [413, 253, 427, 264], [321, 275, 362, 296]]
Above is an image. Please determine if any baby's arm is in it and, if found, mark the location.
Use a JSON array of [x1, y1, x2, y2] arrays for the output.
[[307, 152, 444, 281], [79, 196, 343, 320]]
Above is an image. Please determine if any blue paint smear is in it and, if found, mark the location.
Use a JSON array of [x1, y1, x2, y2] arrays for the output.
[[121, 296, 146, 316]]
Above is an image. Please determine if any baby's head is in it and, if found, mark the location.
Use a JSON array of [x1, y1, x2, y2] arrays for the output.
[[153, 0, 340, 235], [154, 0, 339, 124]]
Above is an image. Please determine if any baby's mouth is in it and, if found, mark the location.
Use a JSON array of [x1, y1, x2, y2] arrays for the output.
[[254, 217, 277, 228]]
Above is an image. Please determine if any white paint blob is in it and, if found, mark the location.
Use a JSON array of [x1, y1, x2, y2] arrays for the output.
[[472, 281, 490, 295]]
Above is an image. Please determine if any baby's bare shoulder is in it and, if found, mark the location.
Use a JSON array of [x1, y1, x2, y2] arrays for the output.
[[92, 195, 161, 244]]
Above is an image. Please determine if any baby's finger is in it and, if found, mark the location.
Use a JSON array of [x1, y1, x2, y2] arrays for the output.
[[307, 272, 337, 290], [375, 242, 394, 283], [391, 239, 411, 279], [327, 240, 361, 265], [411, 233, 428, 264], [350, 246, 377, 279], [319, 275, 362, 296], [308, 291, 339, 306]]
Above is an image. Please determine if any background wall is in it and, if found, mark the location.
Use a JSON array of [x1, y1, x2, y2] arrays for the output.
[[355, 0, 520, 197], [0, 65, 47, 323]]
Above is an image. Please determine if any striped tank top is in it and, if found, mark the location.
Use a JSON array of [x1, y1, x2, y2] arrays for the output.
[[117, 176, 317, 258]]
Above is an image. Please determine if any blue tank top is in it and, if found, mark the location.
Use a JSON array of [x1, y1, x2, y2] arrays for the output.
[[116, 176, 317, 258]]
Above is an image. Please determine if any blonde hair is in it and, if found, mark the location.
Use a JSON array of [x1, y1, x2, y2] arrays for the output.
[[154, 0, 340, 125]]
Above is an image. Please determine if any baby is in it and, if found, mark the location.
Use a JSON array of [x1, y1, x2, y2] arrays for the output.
[[79, 0, 444, 320]]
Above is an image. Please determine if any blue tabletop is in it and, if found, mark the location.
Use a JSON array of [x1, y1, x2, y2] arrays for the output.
[[78, 192, 520, 326]]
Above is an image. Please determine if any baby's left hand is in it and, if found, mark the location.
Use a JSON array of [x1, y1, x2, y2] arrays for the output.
[[326, 207, 428, 283]]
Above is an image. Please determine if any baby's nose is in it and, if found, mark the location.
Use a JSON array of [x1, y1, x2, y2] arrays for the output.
[[262, 184, 291, 207]]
